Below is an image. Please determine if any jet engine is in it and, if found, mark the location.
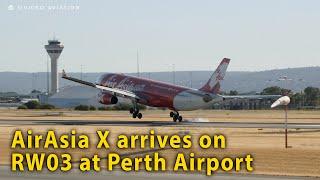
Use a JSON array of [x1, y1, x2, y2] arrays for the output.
[[98, 92, 118, 105]]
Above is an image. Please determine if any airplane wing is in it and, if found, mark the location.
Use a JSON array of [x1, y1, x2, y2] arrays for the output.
[[61, 70, 140, 100], [189, 89, 281, 103], [221, 95, 281, 100]]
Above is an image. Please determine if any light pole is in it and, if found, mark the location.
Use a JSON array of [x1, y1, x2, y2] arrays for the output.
[[278, 76, 292, 95], [136, 49, 140, 77], [189, 71, 193, 88], [80, 65, 83, 80], [271, 96, 291, 148], [173, 64, 175, 85]]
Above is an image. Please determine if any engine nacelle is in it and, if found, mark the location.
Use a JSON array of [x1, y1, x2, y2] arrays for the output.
[[98, 93, 118, 105]]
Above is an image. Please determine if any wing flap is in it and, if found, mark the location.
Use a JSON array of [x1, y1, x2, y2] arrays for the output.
[[95, 85, 139, 99]]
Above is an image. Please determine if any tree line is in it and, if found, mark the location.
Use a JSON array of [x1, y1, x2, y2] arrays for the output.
[[225, 86, 320, 109]]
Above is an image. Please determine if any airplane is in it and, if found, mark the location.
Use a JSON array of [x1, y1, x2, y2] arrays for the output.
[[62, 58, 280, 122]]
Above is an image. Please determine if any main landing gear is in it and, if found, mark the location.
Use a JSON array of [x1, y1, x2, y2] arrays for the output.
[[170, 111, 182, 122], [130, 107, 142, 119], [129, 101, 142, 119]]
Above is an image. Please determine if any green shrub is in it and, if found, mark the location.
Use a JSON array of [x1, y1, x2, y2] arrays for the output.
[[97, 104, 147, 111], [24, 100, 40, 109], [98, 106, 109, 110], [137, 104, 147, 110], [113, 103, 131, 111], [39, 104, 55, 109], [74, 105, 89, 111], [17, 105, 27, 109], [89, 106, 96, 111]]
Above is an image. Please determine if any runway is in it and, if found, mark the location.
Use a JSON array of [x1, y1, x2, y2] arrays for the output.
[[0, 167, 316, 180], [0, 119, 320, 129]]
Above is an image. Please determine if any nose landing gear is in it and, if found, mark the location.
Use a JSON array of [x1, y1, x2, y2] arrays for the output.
[[170, 111, 182, 122]]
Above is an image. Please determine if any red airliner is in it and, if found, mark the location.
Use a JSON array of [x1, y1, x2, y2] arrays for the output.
[[62, 58, 279, 122]]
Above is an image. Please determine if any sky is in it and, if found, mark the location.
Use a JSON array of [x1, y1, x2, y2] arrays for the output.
[[1, 0, 320, 73]]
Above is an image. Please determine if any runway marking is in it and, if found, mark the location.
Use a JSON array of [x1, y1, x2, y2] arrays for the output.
[[0, 120, 320, 129]]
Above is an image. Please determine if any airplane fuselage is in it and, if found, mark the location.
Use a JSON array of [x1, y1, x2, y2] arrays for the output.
[[95, 73, 222, 111]]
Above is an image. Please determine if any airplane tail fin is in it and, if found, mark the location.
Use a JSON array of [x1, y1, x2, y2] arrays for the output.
[[199, 58, 230, 94]]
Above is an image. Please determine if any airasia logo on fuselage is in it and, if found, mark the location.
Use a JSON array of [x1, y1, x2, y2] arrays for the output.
[[102, 75, 146, 92]]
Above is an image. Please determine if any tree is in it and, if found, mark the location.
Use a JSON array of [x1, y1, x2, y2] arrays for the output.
[[98, 106, 108, 111], [261, 86, 282, 95], [39, 104, 55, 109], [261, 86, 292, 96], [229, 90, 238, 95], [291, 92, 304, 108], [17, 105, 27, 109], [304, 87, 320, 106], [31, 90, 41, 94], [74, 105, 89, 111], [280, 88, 293, 96], [89, 106, 96, 110], [24, 100, 40, 109]]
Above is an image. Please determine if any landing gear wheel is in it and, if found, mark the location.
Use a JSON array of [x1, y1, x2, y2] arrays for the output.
[[173, 115, 178, 122], [132, 113, 137, 118], [178, 116, 183, 122], [170, 112, 174, 117], [130, 101, 142, 119], [137, 113, 142, 119]]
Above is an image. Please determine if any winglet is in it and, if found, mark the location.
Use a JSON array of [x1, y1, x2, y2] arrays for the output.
[[62, 69, 67, 77]]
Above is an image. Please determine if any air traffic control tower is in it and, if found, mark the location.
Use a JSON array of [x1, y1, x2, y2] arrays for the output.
[[45, 39, 64, 94]]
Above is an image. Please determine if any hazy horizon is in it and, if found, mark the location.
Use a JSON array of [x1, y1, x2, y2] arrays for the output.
[[0, 65, 320, 74]]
